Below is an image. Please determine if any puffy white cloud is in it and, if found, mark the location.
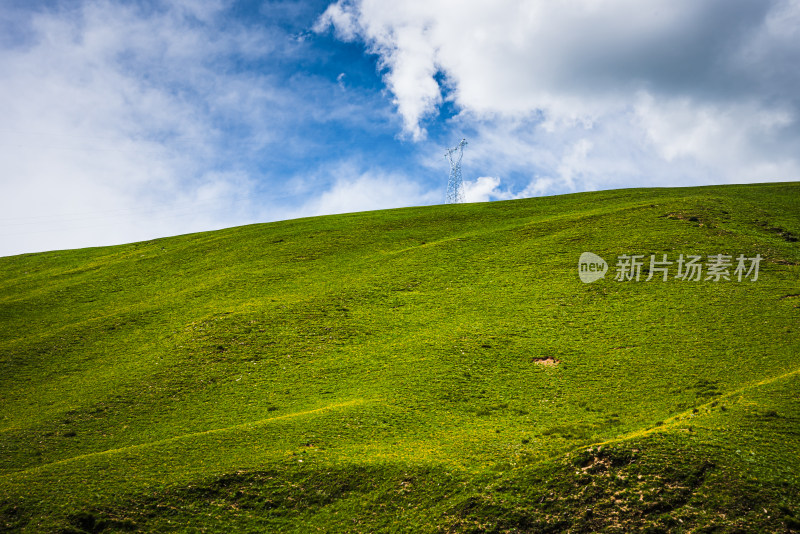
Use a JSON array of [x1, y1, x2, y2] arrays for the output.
[[462, 176, 512, 203], [290, 164, 441, 217], [0, 2, 265, 255], [317, 0, 800, 191], [633, 93, 798, 182], [316, 2, 442, 140], [0, 1, 338, 256]]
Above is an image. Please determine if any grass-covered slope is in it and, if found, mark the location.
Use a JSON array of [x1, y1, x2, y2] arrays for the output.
[[1, 182, 799, 532]]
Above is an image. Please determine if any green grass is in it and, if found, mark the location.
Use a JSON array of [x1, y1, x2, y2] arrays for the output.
[[1, 182, 799, 532]]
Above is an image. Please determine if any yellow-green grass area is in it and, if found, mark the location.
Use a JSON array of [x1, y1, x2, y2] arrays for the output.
[[1, 182, 799, 532]]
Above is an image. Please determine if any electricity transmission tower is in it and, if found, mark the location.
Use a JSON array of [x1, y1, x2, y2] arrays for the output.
[[445, 138, 467, 204]]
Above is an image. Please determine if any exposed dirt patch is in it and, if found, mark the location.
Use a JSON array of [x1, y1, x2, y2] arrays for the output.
[[661, 211, 712, 227], [532, 357, 560, 366], [771, 227, 798, 242], [755, 221, 799, 242]]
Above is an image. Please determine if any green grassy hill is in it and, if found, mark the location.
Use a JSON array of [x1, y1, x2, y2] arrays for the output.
[[1, 182, 799, 533]]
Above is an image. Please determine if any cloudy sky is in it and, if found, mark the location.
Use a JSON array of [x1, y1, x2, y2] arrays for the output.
[[1, 0, 798, 257]]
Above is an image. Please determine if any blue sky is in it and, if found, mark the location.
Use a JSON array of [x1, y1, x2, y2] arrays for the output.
[[1, 0, 799, 257]]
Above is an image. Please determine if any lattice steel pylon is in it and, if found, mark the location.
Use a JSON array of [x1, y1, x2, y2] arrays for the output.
[[445, 138, 467, 204]]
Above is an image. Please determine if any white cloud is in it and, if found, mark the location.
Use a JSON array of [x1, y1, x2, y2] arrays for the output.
[[318, 0, 800, 191], [292, 165, 441, 217], [462, 176, 512, 203], [0, 2, 286, 256], [633, 93, 798, 182], [316, 2, 441, 140]]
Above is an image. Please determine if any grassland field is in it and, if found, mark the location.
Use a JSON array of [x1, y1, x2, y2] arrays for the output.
[[1, 182, 799, 532]]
